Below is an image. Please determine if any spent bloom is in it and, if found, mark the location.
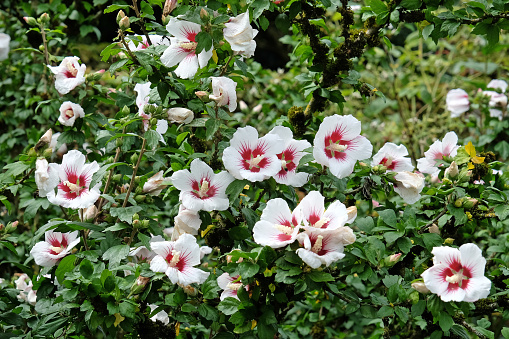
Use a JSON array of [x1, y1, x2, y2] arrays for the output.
[[46, 150, 101, 209], [268, 126, 311, 187], [252, 198, 302, 248], [421, 243, 491, 302], [482, 90, 507, 120], [135, 82, 168, 143], [160, 17, 212, 79], [0, 33, 10, 61], [487, 79, 508, 93], [172, 206, 202, 241], [143, 170, 171, 196], [47, 56, 86, 95], [58, 101, 85, 127], [149, 304, 170, 325], [446, 89, 470, 118], [126, 34, 169, 51], [172, 159, 234, 212], [209, 77, 238, 112], [372, 142, 414, 172], [223, 12, 258, 58], [167, 107, 194, 124], [392, 171, 425, 204], [30, 230, 80, 267], [222, 126, 284, 182], [15, 274, 37, 305], [313, 114, 372, 179], [149, 234, 210, 286], [417, 131, 459, 176], [35, 159, 59, 197]]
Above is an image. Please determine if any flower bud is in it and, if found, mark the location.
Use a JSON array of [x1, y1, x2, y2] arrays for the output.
[[133, 213, 140, 221], [119, 16, 130, 30], [112, 174, 122, 182], [200, 8, 209, 19], [162, 15, 171, 25], [130, 153, 139, 164], [411, 282, 430, 294], [39, 13, 50, 25], [163, 0, 178, 16], [130, 275, 150, 294], [444, 161, 459, 179], [428, 223, 440, 234], [180, 284, 198, 296], [384, 253, 401, 266], [135, 195, 146, 203], [5, 221, 18, 233], [23, 16, 37, 26], [0, 224, 4, 231], [116, 10, 126, 24], [86, 69, 105, 81], [133, 219, 141, 228], [28, 148, 37, 158], [457, 168, 472, 183], [454, 198, 464, 208], [346, 206, 357, 224], [442, 177, 452, 185], [83, 205, 98, 222], [141, 220, 150, 228], [35, 129, 53, 152], [463, 198, 478, 210], [195, 91, 210, 102], [121, 105, 130, 116], [150, 118, 158, 127], [116, 138, 123, 147], [444, 238, 454, 245], [167, 107, 194, 124]]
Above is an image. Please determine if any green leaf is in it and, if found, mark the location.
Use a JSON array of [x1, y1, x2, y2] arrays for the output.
[[495, 141, 509, 159], [238, 262, 260, 278], [56, 254, 76, 284], [201, 277, 221, 299], [399, 0, 422, 10], [145, 129, 160, 149], [368, 0, 388, 14], [226, 179, 248, 203], [104, 4, 130, 13], [218, 297, 241, 315], [102, 245, 130, 265], [275, 13, 290, 34], [195, 31, 213, 54], [90, 162, 128, 189], [439, 312, 454, 332], [421, 233, 443, 251], [365, 237, 385, 265], [307, 271, 334, 282], [110, 206, 143, 224], [119, 301, 137, 318], [80, 259, 94, 279], [378, 209, 397, 227], [501, 327, 509, 339], [377, 305, 394, 317], [205, 118, 221, 140]]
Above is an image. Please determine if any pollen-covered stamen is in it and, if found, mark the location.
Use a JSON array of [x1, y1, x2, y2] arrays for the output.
[[313, 217, 330, 228], [198, 180, 209, 198], [311, 235, 323, 253], [327, 140, 347, 153], [64, 180, 84, 195], [168, 250, 181, 267], [65, 109, 74, 118], [180, 41, 197, 51], [274, 224, 293, 235], [383, 156, 393, 167], [65, 62, 78, 77], [445, 269, 468, 286], [50, 246, 64, 254], [226, 282, 243, 291], [247, 154, 264, 169]]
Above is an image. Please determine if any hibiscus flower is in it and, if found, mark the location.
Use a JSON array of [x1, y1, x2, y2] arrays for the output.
[[217, 273, 248, 301], [149, 234, 210, 285], [30, 230, 80, 267], [223, 12, 258, 58], [372, 142, 414, 172], [268, 126, 311, 187], [209, 76, 237, 112], [160, 17, 212, 79], [46, 150, 101, 209], [313, 114, 373, 179], [296, 229, 349, 269], [58, 101, 85, 127], [421, 243, 491, 302], [417, 131, 459, 176], [135, 82, 168, 143], [446, 89, 470, 118], [222, 126, 284, 182], [47, 56, 86, 95], [171, 159, 234, 212], [296, 191, 349, 233], [392, 171, 425, 204], [35, 159, 59, 197]]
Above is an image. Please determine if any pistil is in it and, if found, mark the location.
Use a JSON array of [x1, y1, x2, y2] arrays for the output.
[[311, 235, 323, 253], [169, 250, 181, 267]]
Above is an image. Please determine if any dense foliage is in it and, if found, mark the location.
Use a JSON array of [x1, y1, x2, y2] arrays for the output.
[[0, 0, 509, 338]]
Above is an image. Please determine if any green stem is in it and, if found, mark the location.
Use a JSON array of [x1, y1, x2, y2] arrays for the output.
[[122, 137, 146, 208]]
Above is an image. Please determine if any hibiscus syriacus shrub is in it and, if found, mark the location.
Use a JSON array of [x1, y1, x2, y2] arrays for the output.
[[1, 1, 509, 339]]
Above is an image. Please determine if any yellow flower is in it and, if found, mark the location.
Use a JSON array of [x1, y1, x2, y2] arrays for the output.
[[465, 142, 485, 169]]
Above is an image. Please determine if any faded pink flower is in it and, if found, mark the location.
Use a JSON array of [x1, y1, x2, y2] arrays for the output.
[[417, 131, 459, 176], [217, 273, 247, 301], [209, 77, 237, 112], [446, 89, 469, 118]]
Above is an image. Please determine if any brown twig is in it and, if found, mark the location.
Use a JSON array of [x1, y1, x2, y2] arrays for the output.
[[122, 137, 146, 208], [420, 208, 448, 233], [131, 0, 152, 48]]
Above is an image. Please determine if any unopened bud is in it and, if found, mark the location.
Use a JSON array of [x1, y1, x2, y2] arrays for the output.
[[162, 15, 171, 25], [141, 220, 150, 228], [463, 198, 478, 210], [133, 219, 141, 228], [86, 69, 105, 81], [42, 147, 53, 159], [457, 169, 472, 183], [24, 16, 37, 26], [411, 282, 430, 294], [130, 153, 139, 164], [454, 198, 463, 208], [39, 13, 50, 25], [444, 161, 459, 180], [150, 118, 157, 127], [444, 238, 454, 245], [0, 224, 4, 231], [135, 195, 146, 203], [195, 91, 210, 102], [163, 0, 178, 16], [167, 107, 194, 124], [121, 105, 130, 116], [442, 178, 452, 185], [83, 205, 98, 222], [28, 148, 37, 157], [428, 224, 440, 234], [133, 213, 140, 221], [119, 16, 130, 30], [200, 8, 209, 19], [116, 138, 123, 147], [116, 10, 126, 24], [358, 162, 367, 167], [181, 284, 198, 296], [384, 253, 401, 266], [6, 221, 18, 233], [112, 174, 122, 182], [346, 206, 357, 224]]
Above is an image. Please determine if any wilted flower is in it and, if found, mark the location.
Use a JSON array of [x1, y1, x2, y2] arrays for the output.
[[15, 274, 37, 305], [411, 282, 430, 294], [421, 243, 491, 302], [392, 171, 425, 204], [487, 79, 508, 93], [30, 230, 80, 267], [35, 159, 59, 197], [417, 131, 459, 176], [222, 126, 284, 182], [168, 107, 194, 124], [135, 82, 168, 143], [171, 159, 234, 212], [346, 206, 357, 224], [163, 0, 178, 16], [482, 90, 507, 120], [160, 17, 212, 79], [313, 114, 372, 179], [149, 304, 170, 325], [223, 12, 258, 58], [58, 101, 85, 127], [150, 234, 210, 285], [209, 77, 237, 112], [50, 132, 68, 157], [82, 205, 98, 222], [446, 89, 470, 118], [444, 161, 459, 179], [46, 150, 101, 209], [172, 206, 202, 241], [143, 171, 171, 196], [0, 33, 11, 61], [268, 126, 311, 187], [372, 142, 414, 172], [47, 56, 86, 95]]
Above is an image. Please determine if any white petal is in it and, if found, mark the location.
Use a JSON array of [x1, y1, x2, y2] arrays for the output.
[[174, 54, 199, 79], [150, 255, 169, 273]]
